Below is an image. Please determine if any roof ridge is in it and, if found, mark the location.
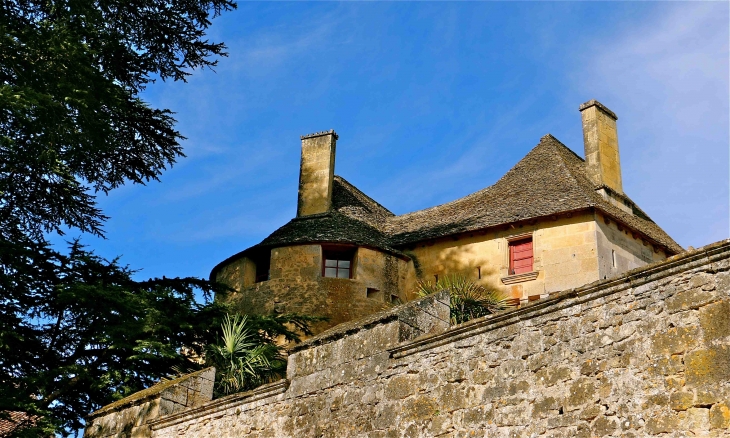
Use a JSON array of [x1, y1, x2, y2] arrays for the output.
[[386, 136, 560, 226], [542, 133, 585, 163]]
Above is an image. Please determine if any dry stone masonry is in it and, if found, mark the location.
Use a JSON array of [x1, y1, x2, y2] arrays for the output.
[[84, 239, 730, 437], [85, 368, 215, 438]]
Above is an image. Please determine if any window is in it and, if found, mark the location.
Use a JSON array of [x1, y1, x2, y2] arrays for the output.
[[253, 251, 270, 283], [509, 237, 533, 275], [322, 246, 355, 279]]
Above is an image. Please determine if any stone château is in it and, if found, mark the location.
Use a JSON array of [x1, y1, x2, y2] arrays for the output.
[[211, 100, 682, 333], [85, 101, 730, 438]]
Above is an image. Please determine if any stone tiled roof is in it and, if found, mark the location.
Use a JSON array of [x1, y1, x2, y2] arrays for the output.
[[382, 134, 682, 253], [331, 176, 394, 229], [256, 210, 403, 257], [213, 134, 682, 277]]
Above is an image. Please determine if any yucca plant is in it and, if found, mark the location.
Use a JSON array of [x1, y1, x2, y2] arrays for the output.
[[416, 275, 512, 325], [206, 314, 285, 396]]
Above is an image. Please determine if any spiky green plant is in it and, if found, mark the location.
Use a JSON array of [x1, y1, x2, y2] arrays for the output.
[[416, 275, 513, 325], [206, 315, 284, 396]]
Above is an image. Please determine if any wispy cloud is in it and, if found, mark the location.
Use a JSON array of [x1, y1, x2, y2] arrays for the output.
[[575, 2, 729, 247]]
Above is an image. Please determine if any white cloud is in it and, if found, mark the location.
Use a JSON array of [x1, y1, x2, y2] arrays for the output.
[[577, 2, 729, 248]]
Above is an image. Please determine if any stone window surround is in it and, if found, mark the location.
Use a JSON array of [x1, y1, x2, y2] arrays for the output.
[[321, 245, 357, 279]]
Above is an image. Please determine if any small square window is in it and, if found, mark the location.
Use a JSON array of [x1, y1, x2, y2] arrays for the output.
[[322, 246, 356, 279]]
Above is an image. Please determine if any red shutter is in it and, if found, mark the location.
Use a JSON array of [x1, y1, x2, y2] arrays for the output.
[[510, 239, 533, 274]]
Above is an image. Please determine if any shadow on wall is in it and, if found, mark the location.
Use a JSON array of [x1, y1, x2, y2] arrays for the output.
[[405, 243, 500, 301]]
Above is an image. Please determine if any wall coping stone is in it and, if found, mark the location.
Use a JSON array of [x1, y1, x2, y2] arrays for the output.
[[86, 367, 215, 420], [389, 238, 730, 358], [149, 379, 289, 431]]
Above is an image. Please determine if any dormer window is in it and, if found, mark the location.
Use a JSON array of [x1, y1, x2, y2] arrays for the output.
[[322, 246, 355, 279]]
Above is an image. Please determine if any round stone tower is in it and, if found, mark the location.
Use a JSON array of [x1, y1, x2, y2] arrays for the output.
[[210, 131, 411, 334]]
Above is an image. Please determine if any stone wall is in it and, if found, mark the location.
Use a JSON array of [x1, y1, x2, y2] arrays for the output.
[[84, 368, 215, 438], [404, 212, 615, 300], [595, 211, 666, 282], [216, 244, 411, 334], [146, 240, 730, 437]]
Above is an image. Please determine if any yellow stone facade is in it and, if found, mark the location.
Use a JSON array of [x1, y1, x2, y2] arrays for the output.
[[212, 100, 680, 335], [400, 211, 667, 303], [215, 244, 409, 333], [215, 211, 670, 332]]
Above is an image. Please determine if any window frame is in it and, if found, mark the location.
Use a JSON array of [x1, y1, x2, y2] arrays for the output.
[[508, 236, 534, 275], [321, 245, 356, 279]]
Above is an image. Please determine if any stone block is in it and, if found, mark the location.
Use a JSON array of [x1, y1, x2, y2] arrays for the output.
[[669, 391, 694, 411], [510, 330, 544, 359], [645, 411, 681, 435], [684, 407, 710, 431], [578, 404, 602, 421], [666, 288, 717, 313], [685, 346, 730, 388], [591, 415, 617, 436], [537, 366, 573, 388], [162, 384, 187, 406], [709, 402, 730, 429], [566, 378, 597, 410], [384, 374, 419, 400], [699, 300, 730, 341], [533, 396, 560, 418], [401, 395, 439, 421], [649, 325, 699, 356]]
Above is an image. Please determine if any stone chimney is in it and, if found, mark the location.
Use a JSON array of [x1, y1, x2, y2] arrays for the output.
[[579, 100, 623, 194], [297, 130, 338, 217]]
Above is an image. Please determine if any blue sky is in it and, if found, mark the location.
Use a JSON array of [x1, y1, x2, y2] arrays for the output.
[[61, 2, 729, 282]]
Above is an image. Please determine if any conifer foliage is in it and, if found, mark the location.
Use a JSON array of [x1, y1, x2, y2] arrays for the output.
[[1, 0, 235, 241], [0, 239, 230, 435], [0, 0, 238, 434]]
